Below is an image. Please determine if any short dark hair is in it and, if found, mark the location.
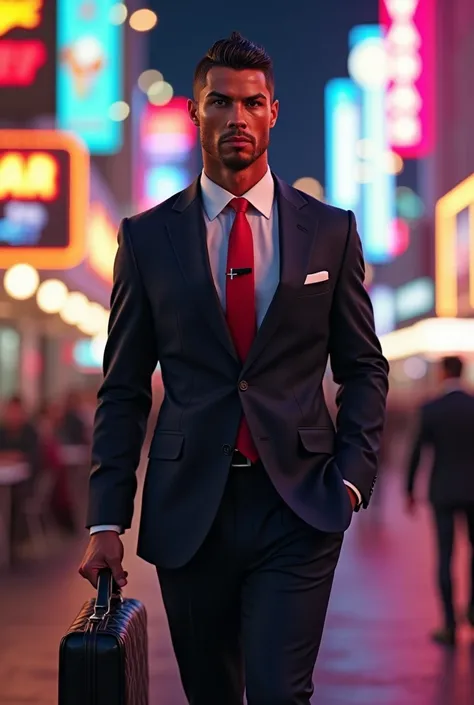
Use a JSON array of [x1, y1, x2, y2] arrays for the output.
[[441, 355, 464, 379], [193, 31, 274, 99]]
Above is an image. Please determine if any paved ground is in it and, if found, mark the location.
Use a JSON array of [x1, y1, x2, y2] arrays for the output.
[[1, 465, 474, 705]]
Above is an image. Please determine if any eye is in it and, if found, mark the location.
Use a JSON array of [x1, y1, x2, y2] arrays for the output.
[[212, 99, 226, 106], [247, 100, 263, 108]]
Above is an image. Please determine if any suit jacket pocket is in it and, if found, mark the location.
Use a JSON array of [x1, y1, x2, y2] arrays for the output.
[[297, 280, 331, 298], [148, 431, 184, 460], [298, 427, 335, 455]]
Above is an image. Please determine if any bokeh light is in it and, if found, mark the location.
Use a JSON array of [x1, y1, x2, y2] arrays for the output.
[[292, 177, 324, 200], [59, 292, 89, 326], [108, 101, 130, 121], [383, 151, 404, 175], [396, 186, 425, 220], [109, 2, 127, 24], [129, 9, 158, 32], [36, 279, 68, 313], [148, 81, 174, 106], [348, 37, 387, 88], [138, 69, 163, 93], [4, 264, 40, 300]]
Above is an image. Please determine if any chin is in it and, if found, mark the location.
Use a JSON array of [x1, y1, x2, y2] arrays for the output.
[[220, 154, 255, 171]]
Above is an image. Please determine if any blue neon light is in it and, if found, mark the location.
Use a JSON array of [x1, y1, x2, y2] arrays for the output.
[[348, 25, 395, 264], [324, 78, 361, 214], [57, 0, 124, 155]]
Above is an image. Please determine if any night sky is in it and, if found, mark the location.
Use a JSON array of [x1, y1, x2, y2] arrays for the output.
[[148, 0, 379, 188]]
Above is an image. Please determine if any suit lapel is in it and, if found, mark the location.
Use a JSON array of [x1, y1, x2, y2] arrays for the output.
[[166, 178, 239, 363], [243, 176, 319, 373]]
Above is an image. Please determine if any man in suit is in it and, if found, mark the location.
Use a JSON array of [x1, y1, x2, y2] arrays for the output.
[[406, 355, 474, 647], [80, 32, 389, 704]]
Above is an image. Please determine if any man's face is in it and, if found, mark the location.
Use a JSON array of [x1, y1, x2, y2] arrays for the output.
[[189, 67, 279, 171]]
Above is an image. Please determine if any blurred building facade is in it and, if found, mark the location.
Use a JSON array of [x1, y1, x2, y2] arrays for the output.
[[0, 2, 152, 408]]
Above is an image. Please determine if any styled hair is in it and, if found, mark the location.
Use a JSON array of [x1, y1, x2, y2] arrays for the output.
[[193, 31, 274, 99], [441, 355, 464, 379]]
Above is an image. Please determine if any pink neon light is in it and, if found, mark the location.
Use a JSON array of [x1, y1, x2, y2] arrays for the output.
[[389, 218, 410, 256], [379, 0, 436, 158]]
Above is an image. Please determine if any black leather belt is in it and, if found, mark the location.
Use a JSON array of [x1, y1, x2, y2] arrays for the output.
[[231, 450, 252, 467]]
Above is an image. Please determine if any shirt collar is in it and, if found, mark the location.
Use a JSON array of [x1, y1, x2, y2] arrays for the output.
[[200, 167, 274, 221]]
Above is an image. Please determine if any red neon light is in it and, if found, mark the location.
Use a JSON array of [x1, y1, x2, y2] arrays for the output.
[[0, 40, 46, 86], [379, 0, 435, 158]]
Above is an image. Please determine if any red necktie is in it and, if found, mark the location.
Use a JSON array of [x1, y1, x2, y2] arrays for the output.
[[225, 198, 258, 462]]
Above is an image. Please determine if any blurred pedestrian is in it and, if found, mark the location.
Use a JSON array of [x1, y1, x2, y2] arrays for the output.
[[406, 355, 474, 646], [80, 31, 388, 704]]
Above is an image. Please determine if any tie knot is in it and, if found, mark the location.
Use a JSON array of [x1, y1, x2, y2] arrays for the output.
[[229, 197, 249, 214]]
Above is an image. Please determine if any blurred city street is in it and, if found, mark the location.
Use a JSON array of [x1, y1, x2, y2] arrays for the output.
[[1, 465, 473, 705]]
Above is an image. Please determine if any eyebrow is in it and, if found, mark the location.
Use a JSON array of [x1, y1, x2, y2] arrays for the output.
[[206, 91, 267, 102]]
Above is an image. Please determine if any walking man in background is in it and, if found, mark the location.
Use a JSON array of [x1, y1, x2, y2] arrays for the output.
[[80, 32, 389, 703], [406, 355, 474, 646]]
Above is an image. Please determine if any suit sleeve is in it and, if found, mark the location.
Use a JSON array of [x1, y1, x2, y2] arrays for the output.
[[86, 218, 159, 530], [328, 210, 389, 507], [406, 407, 427, 497]]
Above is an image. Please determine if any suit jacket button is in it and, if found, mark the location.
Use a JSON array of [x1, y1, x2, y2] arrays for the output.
[[222, 444, 232, 455], [239, 380, 249, 391]]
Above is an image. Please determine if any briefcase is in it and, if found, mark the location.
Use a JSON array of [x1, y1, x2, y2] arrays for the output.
[[58, 569, 149, 705]]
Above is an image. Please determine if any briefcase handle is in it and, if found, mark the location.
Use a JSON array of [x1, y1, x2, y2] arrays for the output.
[[89, 568, 122, 622]]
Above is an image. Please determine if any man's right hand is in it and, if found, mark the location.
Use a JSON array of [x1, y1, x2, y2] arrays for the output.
[[79, 531, 128, 588]]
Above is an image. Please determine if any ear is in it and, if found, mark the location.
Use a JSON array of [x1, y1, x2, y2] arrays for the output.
[[270, 99, 279, 129], [187, 98, 200, 127]]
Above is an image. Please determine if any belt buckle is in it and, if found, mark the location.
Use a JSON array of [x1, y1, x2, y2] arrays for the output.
[[232, 451, 251, 468]]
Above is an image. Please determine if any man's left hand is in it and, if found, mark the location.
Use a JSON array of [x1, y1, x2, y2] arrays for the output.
[[346, 486, 358, 510]]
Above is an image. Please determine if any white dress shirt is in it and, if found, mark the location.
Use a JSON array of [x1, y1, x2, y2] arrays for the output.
[[91, 168, 361, 535]]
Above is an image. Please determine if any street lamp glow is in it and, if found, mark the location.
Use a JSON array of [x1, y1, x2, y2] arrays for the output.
[[36, 279, 68, 313], [4, 264, 39, 300], [59, 292, 89, 326]]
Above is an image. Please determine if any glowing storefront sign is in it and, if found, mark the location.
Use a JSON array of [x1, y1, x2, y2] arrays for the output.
[[348, 25, 396, 265], [435, 173, 474, 317], [57, 0, 123, 154], [0, 130, 88, 269], [136, 96, 198, 212], [0, 0, 55, 116], [324, 79, 361, 214], [379, 0, 435, 158]]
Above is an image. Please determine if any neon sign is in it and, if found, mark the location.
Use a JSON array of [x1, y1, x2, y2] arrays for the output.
[[0, 0, 43, 37], [57, 0, 124, 154], [435, 173, 474, 317], [0, 130, 88, 269], [135, 96, 198, 211], [0, 152, 58, 200], [379, 0, 435, 158], [0, 0, 55, 117]]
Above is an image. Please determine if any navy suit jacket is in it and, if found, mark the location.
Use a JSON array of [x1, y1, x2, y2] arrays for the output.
[[87, 174, 389, 568]]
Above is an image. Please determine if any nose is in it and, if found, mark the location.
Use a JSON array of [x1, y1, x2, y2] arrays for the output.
[[227, 103, 247, 129]]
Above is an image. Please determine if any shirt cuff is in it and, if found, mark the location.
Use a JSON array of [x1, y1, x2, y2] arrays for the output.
[[343, 481, 363, 508], [90, 524, 122, 535]]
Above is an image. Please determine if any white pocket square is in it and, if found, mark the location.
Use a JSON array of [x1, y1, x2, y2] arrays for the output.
[[304, 270, 329, 285]]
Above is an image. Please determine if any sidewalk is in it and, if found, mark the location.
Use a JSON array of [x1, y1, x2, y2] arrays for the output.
[[0, 468, 473, 704]]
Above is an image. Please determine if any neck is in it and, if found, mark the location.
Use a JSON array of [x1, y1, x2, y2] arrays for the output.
[[202, 152, 269, 196]]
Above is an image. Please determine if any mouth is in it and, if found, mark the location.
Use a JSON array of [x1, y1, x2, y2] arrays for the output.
[[222, 136, 252, 146]]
